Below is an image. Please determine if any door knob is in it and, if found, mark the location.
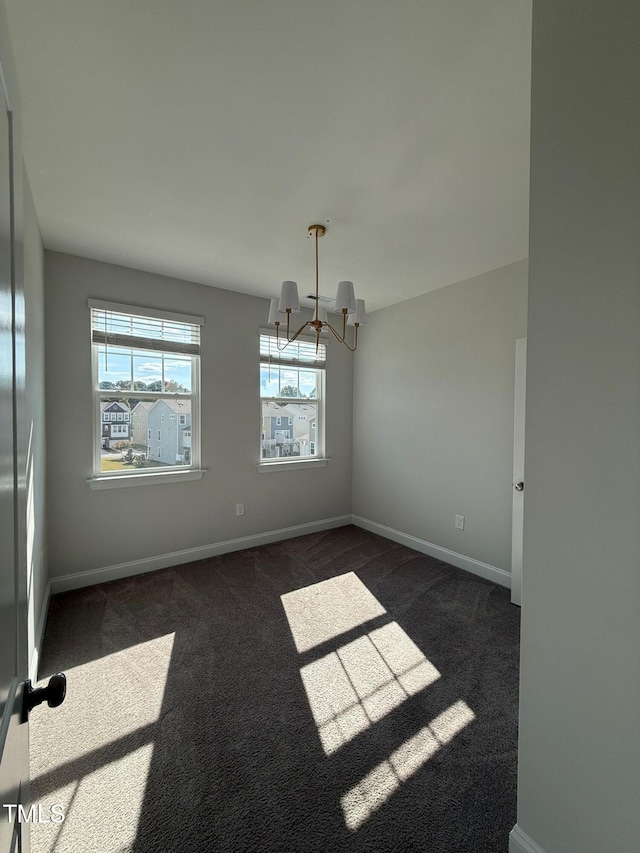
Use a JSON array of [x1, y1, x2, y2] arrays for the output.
[[515, 481, 524, 492], [22, 673, 66, 722]]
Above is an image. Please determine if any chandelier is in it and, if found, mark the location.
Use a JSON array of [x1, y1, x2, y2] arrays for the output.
[[267, 224, 366, 352]]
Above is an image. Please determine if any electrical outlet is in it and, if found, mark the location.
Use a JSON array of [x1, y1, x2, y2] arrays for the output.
[[455, 514, 465, 530], [236, 503, 245, 516]]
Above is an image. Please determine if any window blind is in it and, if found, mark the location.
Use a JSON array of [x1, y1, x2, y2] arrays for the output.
[[260, 332, 326, 368], [91, 305, 201, 355]]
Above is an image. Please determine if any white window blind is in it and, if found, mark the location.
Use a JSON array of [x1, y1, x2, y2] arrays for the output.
[[260, 332, 326, 367], [91, 304, 202, 355]]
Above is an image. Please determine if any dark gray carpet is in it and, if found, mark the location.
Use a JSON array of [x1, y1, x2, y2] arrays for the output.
[[31, 525, 519, 853]]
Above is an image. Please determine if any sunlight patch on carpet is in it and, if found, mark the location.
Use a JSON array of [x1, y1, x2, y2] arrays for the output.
[[30, 632, 176, 852], [30, 632, 175, 777], [281, 572, 386, 653], [31, 744, 155, 853], [341, 700, 476, 830], [300, 621, 441, 755], [282, 573, 477, 833]]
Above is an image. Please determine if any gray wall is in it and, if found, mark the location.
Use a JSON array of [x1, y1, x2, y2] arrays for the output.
[[352, 260, 528, 572], [515, 1, 640, 851], [23, 170, 47, 672], [45, 251, 353, 579]]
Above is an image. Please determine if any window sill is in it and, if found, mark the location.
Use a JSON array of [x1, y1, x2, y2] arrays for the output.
[[88, 469, 206, 490], [258, 459, 329, 473]]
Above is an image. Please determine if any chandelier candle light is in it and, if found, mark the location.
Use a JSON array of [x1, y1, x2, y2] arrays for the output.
[[267, 224, 366, 352]]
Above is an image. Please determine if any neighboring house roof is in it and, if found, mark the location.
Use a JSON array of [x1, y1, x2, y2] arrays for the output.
[[262, 401, 292, 418], [148, 399, 191, 415], [290, 403, 316, 419], [262, 401, 315, 419], [100, 401, 131, 412], [132, 401, 154, 413]]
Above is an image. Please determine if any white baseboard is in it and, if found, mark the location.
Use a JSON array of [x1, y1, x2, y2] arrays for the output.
[[50, 515, 352, 594], [49, 512, 509, 598], [352, 515, 511, 589], [509, 825, 547, 853], [30, 580, 51, 683]]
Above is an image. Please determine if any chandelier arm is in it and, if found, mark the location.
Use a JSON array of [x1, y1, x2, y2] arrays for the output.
[[275, 322, 288, 351], [324, 320, 357, 351], [274, 313, 291, 350], [288, 319, 312, 344], [324, 315, 348, 343], [341, 323, 358, 352], [342, 332, 358, 353], [275, 318, 311, 351], [325, 320, 346, 343]]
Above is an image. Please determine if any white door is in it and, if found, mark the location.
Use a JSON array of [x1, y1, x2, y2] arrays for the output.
[[0, 50, 30, 852], [511, 337, 527, 606]]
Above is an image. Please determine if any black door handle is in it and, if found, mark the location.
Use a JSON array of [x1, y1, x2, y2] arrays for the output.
[[515, 481, 524, 492], [22, 673, 66, 722]]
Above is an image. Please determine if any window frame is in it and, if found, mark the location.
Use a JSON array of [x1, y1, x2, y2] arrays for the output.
[[89, 300, 204, 487], [258, 329, 327, 470]]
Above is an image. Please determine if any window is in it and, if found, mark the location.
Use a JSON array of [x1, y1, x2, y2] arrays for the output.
[[179, 414, 186, 425], [157, 430, 161, 441], [91, 300, 202, 479], [259, 331, 325, 463]]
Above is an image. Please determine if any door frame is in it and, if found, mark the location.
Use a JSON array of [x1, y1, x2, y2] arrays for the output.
[[511, 337, 526, 606], [0, 16, 31, 853]]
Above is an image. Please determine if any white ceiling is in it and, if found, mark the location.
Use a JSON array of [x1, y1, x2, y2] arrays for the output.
[[5, 0, 532, 313]]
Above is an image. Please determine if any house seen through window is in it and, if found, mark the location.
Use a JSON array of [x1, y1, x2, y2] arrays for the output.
[[91, 300, 202, 477], [260, 331, 325, 462]]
